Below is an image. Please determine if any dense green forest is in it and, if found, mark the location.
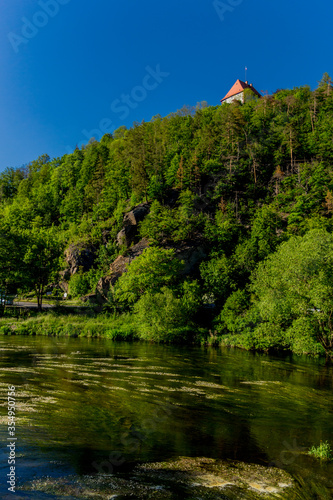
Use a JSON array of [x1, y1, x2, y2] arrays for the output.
[[1, 74, 333, 358]]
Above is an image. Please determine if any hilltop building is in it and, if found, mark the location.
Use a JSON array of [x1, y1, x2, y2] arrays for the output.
[[221, 79, 261, 104]]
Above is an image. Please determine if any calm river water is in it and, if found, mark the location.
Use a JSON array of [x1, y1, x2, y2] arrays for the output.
[[0, 336, 332, 498]]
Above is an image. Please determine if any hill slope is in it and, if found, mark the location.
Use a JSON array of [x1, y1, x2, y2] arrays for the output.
[[1, 74, 333, 356]]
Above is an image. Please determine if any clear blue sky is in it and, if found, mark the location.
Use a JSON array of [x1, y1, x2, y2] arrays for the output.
[[0, 0, 332, 172]]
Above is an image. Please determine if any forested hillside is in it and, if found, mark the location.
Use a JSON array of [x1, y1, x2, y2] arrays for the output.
[[1, 74, 333, 357]]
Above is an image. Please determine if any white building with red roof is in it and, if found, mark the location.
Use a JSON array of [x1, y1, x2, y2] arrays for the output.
[[221, 79, 261, 104]]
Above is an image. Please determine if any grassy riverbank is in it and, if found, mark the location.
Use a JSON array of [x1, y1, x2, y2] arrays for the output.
[[0, 295, 206, 343], [0, 309, 138, 341], [0, 307, 328, 358], [0, 302, 329, 359], [0, 306, 205, 344]]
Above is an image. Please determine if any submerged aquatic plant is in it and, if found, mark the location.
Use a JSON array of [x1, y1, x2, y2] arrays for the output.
[[308, 441, 332, 461], [276, 474, 333, 500]]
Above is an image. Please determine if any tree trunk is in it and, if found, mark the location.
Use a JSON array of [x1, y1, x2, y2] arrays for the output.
[[36, 284, 43, 311]]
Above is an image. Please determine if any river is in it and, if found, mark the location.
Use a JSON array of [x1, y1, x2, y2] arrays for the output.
[[0, 336, 332, 498]]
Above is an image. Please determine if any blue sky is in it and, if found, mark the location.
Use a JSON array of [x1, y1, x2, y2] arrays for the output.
[[0, 0, 332, 172]]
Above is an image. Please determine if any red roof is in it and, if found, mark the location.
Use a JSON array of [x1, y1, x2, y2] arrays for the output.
[[221, 79, 261, 102]]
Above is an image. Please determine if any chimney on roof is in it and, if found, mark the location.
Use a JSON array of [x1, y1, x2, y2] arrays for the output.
[[250, 83, 253, 87], [245, 81, 248, 84]]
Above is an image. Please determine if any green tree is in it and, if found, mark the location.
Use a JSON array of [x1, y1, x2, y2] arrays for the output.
[[216, 288, 250, 334], [0, 167, 25, 202], [0, 227, 23, 314], [68, 270, 91, 298], [134, 287, 188, 342], [22, 227, 63, 310], [250, 229, 333, 357], [114, 247, 183, 306], [134, 281, 201, 342], [139, 200, 177, 243], [200, 253, 235, 307]]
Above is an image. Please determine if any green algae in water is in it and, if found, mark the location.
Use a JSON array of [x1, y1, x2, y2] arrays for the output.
[[0, 336, 333, 498], [22, 456, 294, 500]]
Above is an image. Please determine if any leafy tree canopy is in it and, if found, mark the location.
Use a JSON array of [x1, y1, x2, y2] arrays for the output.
[[250, 229, 333, 356], [114, 247, 183, 305]]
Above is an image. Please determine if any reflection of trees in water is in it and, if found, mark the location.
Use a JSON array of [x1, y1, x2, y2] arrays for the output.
[[1, 337, 333, 493]]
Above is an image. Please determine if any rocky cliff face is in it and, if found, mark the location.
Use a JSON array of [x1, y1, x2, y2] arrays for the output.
[[61, 204, 150, 280], [95, 238, 207, 303], [116, 203, 150, 247], [60, 242, 97, 290], [96, 238, 150, 300], [61, 202, 206, 303], [64, 243, 96, 276]]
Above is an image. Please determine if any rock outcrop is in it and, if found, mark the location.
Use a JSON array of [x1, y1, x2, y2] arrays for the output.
[[60, 204, 150, 296], [172, 241, 207, 275], [59, 242, 97, 292], [96, 238, 149, 300], [116, 203, 150, 247], [60, 202, 205, 303], [64, 242, 96, 275]]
